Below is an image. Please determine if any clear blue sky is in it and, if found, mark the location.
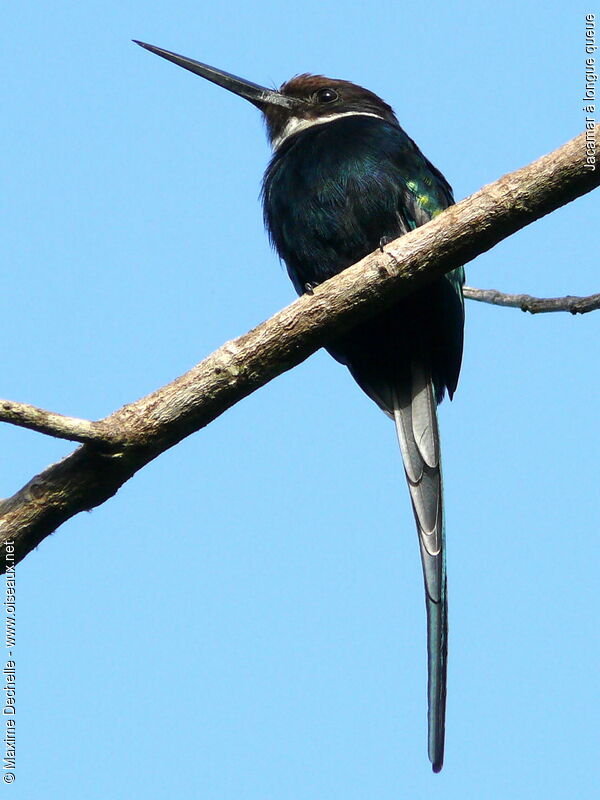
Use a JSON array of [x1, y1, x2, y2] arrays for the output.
[[2, 1, 599, 797]]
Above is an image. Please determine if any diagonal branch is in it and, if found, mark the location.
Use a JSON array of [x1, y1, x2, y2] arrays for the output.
[[3, 283, 598, 450], [1, 126, 598, 571], [463, 286, 600, 314]]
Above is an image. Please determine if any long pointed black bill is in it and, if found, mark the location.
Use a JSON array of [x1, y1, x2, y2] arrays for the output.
[[133, 40, 294, 110]]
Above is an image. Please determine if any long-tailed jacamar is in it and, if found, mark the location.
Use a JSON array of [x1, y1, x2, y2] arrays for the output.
[[135, 40, 465, 772]]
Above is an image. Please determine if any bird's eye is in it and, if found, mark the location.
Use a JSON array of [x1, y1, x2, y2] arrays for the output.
[[315, 88, 339, 104]]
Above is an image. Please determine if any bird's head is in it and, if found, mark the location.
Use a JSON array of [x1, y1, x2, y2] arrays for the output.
[[134, 41, 398, 148]]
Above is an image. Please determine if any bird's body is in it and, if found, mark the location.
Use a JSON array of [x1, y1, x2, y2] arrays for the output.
[[262, 110, 464, 404], [135, 41, 465, 772], [263, 108, 464, 773]]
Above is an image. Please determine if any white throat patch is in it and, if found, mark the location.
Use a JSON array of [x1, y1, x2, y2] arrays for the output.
[[271, 111, 385, 150]]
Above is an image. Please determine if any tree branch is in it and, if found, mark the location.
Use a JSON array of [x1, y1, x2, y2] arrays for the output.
[[1, 126, 598, 570], [463, 286, 600, 314], [0, 399, 123, 445]]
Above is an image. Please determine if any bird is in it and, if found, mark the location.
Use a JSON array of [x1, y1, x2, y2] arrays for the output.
[[134, 40, 465, 772]]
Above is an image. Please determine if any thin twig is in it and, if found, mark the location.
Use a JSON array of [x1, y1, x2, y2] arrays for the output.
[[0, 400, 123, 445], [463, 286, 600, 314]]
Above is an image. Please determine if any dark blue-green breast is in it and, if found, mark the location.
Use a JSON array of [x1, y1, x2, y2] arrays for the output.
[[262, 114, 465, 405]]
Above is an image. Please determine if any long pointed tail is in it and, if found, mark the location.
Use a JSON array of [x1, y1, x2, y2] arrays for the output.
[[393, 362, 447, 773]]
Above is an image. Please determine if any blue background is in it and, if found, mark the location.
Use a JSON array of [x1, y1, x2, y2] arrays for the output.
[[2, 1, 599, 797]]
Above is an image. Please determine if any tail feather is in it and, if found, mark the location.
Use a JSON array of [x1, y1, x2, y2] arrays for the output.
[[393, 364, 447, 773]]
